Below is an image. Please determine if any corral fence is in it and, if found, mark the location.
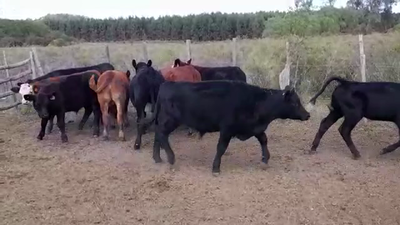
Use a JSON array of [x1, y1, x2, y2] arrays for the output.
[[1, 33, 396, 121], [0, 48, 44, 111], [104, 35, 369, 91]]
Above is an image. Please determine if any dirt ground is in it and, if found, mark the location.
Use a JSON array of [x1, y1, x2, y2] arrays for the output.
[[1, 105, 400, 225]]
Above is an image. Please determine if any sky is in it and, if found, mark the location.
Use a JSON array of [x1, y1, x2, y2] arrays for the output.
[[0, 0, 399, 20]]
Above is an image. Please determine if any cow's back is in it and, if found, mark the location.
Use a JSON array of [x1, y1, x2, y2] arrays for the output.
[[58, 71, 100, 111], [161, 66, 201, 82], [195, 66, 246, 82], [34, 63, 114, 82], [158, 80, 261, 132]]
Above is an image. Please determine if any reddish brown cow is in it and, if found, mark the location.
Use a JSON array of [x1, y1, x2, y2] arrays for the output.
[[159, 59, 202, 136], [89, 70, 130, 141], [159, 59, 202, 83]]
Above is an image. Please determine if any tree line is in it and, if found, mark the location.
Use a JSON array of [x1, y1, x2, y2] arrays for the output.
[[0, 0, 399, 47]]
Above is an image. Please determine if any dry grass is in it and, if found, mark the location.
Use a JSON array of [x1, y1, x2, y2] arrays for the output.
[[0, 32, 400, 103]]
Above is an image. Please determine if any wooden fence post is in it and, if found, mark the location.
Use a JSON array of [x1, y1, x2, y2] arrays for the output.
[[279, 41, 291, 90], [31, 48, 44, 76], [142, 41, 148, 61], [359, 34, 366, 82], [359, 34, 367, 123], [186, 39, 191, 60], [232, 38, 237, 66], [105, 45, 111, 64], [30, 51, 37, 79], [3, 50, 18, 109]]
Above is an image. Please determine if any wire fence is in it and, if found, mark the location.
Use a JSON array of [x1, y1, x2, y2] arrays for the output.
[[1, 33, 399, 103]]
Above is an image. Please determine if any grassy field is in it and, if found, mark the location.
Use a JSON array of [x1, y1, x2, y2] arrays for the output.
[[1, 32, 400, 99]]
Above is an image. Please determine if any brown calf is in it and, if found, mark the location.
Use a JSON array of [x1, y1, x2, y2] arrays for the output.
[[89, 70, 130, 141], [159, 59, 202, 82], [159, 59, 202, 136]]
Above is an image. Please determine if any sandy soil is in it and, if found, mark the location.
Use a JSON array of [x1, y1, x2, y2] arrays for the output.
[[1, 106, 400, 225]]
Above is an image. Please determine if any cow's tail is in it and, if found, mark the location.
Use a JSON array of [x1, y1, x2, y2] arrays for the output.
[[94, 73, 113, 93], [88, 75, 98, 92], [306, 76, 348, 111]]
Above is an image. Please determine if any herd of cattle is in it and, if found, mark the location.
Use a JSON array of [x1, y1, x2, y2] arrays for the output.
[[9, 59, 400, 175]]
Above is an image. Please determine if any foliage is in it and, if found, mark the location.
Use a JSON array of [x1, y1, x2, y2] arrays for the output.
[[0, 19, 76, 47], [1, 5, 400, 47]]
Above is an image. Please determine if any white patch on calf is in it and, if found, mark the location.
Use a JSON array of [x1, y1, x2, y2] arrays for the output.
[[19, 83, 32, 104]]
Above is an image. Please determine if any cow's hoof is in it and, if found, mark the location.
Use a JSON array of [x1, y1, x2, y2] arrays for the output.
[[169, 164, 177, 172], [154, 158, 162, 163], [134, 143, 140, 150], [93, 134, 99, 138], [380, 148, 392, 155], [119, 137, 126, 142], [308, 150, 317, 155], [102, 136, 109, 141], [260, 163, 269, 171], [61, 136, 68, 143], [46, 130, 52, 134], [212, 172, 220, 177], [37, 135, 44, 140], [352, 154, 361, 160]]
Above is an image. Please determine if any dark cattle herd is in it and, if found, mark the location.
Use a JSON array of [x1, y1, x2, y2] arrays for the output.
[[9, 58, 400, 175]]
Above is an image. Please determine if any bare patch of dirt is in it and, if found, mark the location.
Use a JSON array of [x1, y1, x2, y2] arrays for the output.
[[1, 108, 400, 225]]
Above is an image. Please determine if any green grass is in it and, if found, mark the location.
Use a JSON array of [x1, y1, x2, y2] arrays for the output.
[[1, 32, 400, 101]]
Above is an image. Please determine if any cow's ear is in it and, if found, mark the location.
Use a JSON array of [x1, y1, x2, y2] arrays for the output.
[[147, 60, 152, 67], [23, 94, 36, 102], [283, 85, 294, 100], [17, 82, 24, 87], [187, 58, 192, 64], [173, 58, 181, 67], [11, 86, 20, 93], [132, 59, 137, 69]]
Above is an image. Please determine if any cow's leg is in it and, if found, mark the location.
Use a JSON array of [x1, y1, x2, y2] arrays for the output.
[[56, 112, 68, 143], [124, 94, 130, 128], [381, 119, 400, 155], [37, 118, 49, 140], [150, 90, 156, 113], [152, 130, 163, 163], [101, 102, 110, 141], [338, 116, 362, 159], [212, 132, 232, 175], [255, 132, 269, 164], [92, 104, 101, 137], [157, 120, 179, 166], [46, 114, 55, 134], [310, 110, 342, 153], [115, 101, 126, 141], [134, 106, 145, 149], [78, 107, 92, 130]]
